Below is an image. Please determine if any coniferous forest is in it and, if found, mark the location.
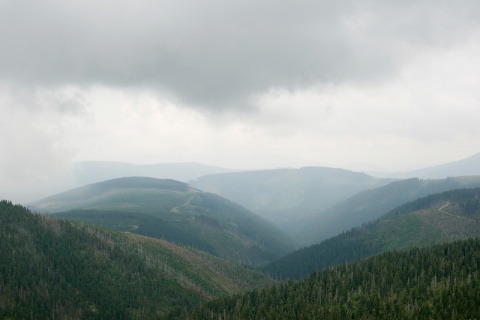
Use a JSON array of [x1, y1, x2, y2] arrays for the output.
[[187, 238, 480, 319], [0, 201, 197, 319], [2, 186, 480, 319], [0, 200, 272, 319]]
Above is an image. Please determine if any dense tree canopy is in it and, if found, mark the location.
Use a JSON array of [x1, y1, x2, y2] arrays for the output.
[[0, 200, 272, 319], [188, 238, 480, 319]]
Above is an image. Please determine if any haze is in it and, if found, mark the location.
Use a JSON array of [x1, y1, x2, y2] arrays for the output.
[[1, 1, 480, 201]]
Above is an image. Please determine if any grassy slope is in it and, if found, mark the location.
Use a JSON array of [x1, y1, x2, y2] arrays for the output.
[[33, 177, 294, 266], [264, 187, 480, 279], [0, 200, 274, 319]]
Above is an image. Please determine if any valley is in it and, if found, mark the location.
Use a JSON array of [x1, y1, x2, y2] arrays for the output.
[[190, 166, 395, 236], [3, 155, 480, 319]]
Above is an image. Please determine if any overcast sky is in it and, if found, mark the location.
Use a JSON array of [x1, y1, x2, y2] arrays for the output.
[[2, 0, 480, 199]]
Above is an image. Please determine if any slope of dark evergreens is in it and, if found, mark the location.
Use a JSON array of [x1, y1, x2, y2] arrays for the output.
[[53, 209, 218, 255], [186, 238, 480, 319], [0, 200, 274, 320], [263, 227, 380, 280], [264, 187, 480, 280]]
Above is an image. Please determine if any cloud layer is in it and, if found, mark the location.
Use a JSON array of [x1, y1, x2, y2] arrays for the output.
[[2, 0, 480, 201], [2, 1, 479, 108]]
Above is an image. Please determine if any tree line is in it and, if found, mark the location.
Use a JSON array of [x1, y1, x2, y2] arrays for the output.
[[185, 238, 480, 319]]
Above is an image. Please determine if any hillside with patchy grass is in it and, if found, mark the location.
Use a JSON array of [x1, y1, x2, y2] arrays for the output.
[[0, 200, 274, 319], [32, 177, 294, 265]]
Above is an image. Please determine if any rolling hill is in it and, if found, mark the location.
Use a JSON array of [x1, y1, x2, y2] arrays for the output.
[[9, 161, 233, 204], [0, 201, 274, 319], [295, 176, 480, 246], [32, 177, 294, 266], [190, 166, 394, 236], [71, 161, 233, 186], [264, 187, 480, 280]]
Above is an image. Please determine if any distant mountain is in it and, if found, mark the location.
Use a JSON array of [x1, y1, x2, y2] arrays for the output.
[[71, 161, 233, 186], [188, 238, 480, 319], [0, 201, 274, 319], [9, 161, 233, 204], [190, 167, 394, 237], [371, 152, 480, 179], [32, 177, 294, 265], [264, 187, 480, 280], [295, 176, 480, 246]]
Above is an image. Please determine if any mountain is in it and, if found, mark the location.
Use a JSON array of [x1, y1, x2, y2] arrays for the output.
[[12, 161, 233, 204], [71, 161, 233, 186], [190, 167, 394, 236], [0, 200, 274, 319], [264, 187, 480, 280], [187, 238, 480, 319], [295, 176, 480, 246], [371, 152, 480, 179], [32, 177, 294, 265]]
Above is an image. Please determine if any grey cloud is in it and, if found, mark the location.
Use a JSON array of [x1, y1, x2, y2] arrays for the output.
[[37, 90, 90, 115], [1, 0, 479, 110]]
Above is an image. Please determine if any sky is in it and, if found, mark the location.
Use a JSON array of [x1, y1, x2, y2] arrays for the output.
[[1, 0, 480, 200]]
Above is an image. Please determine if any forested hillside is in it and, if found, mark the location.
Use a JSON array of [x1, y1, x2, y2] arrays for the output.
[[32, 177, 294, 266], [296, 176, 480, 245], [265, 187, 480, 279], [187, 238, 480, 319], [0, 201, 273, 319]]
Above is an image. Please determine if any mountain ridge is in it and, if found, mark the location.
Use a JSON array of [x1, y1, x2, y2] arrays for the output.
[[32, 177, 294, 265], [370, 152, 480, 179], [295, 176, 480, 246], [190, 166, 395, 237], [13, 161, 234, 203], [264, 187, 480, 280]]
